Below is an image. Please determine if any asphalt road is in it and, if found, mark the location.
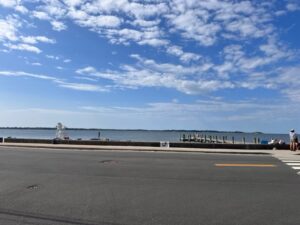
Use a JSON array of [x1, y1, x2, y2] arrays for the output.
[[0, 147, 299, 225]]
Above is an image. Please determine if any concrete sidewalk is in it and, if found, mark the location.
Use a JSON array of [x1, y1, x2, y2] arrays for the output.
[[1, 142, 298, 156]]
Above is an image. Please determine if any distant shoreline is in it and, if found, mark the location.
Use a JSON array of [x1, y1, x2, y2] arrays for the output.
[[0, 127, 263, 134]]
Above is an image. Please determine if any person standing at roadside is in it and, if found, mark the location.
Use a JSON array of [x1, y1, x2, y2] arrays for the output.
[[289, 129, 298, 151]]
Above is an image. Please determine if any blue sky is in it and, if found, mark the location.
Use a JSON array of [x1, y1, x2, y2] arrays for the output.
[[0, 0, 300, 133]]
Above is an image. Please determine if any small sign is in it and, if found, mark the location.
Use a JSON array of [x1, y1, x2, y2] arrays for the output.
[[160, 141, 170, 148]]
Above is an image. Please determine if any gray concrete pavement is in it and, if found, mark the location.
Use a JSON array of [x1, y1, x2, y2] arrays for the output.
[[0, 146, 300, 225], [4, 141, 300, 158], [0, 142, 275, 154]]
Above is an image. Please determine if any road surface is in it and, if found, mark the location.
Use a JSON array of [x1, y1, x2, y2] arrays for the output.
[[0, 146, 299, 225]]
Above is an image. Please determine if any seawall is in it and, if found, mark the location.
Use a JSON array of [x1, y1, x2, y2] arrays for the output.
[[0, 138, 290, 150]]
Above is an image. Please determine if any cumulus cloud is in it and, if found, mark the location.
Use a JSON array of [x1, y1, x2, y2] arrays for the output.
[[76, 55, 232, 94], [4, 43, 42, 54], [0, 0, 17, 8], [166, 45, 201, 63], [63, 59, 71, 63], [273, 66, 300, 102], [0, 0, 28, 13], [0, 16, 56, 54], [51, 20, 67, 31], [286, 3, 300, 11], [1, 0, 298, 98], [76, 15, 122, 28], [11, 0, 283, 48], [167, 9, 221, 46], [32, 11, 51, 20], [31, 62, 42, 66], [20, 36, 56, 44], [46, 55, 60, 60], [0, 16, 20, 42], [13, 0, 289, 64]]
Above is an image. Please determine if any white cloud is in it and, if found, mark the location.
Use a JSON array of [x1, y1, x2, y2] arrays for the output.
[[125, 2, 169, 18], [63, 59, 71, 63], [76, 66, 97, 74], [46, 55, 60, 60], [28, 0, 169, 48], [32, 62, 42, 66], [106, 28, 143, 43], [0, 16, 20, 42], [56, 81, 109, 92], [0, 0, 17, 7], [32, 11, 51, 20], [225, 17, 272, 38], [0, 0, 28, 13], [51, 20, 67, 31], [0, 70, 109, 92], [63, 0, 83, 8], [15, 5, 28, 14], [1, 0, 298, 99], [82, 0, 127, 14], [220, 39, 292, 74], [0, 70, 57, 81], [67, 9, 89, 21], [4, 43, 42, 54], [74, 76, 98, 82], [76, 55, 232, 94], [0, 16, 56, 54], [41, 1, 67, 18], [20, 36, 56, 44], [131, 19, 161, 27], [166, 0, 275, 45], [22, 0, 284, 52], [138, 38, 168, 47], [22, 0, 283, 62], [166, 45, 201, 63], [214, 62, 234, 78], [286, 3, 300, 11], [77, 15, 122, 28], [272, 66, 300, 102], [167, 9, 221, 46]]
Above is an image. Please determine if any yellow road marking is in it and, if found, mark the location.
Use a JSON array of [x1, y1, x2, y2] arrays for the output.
[[215, 164, 276, 167]]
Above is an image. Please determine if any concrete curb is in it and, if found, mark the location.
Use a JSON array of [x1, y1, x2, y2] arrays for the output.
[[0, 143, 272, 155]]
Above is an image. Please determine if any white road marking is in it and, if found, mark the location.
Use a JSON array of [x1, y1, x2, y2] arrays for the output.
[[278, 160, 299, 162], [273, 155, 300, 175], [281, 159, 300, 161]]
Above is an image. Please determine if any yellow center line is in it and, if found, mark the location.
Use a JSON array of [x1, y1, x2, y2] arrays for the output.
[[215, 164, 277, 167]]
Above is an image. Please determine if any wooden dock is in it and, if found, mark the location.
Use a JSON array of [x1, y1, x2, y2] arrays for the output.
[[180, 133, 261, 144]]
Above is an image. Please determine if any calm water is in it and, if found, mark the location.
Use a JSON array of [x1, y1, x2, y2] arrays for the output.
[[0, 128, 290, 143]]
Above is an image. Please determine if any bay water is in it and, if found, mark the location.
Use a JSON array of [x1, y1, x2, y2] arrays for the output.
[[0, 128, 290, 144]]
